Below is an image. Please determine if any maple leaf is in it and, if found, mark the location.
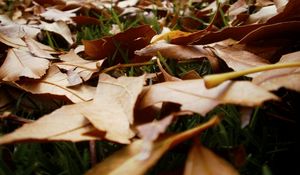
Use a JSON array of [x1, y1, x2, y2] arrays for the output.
[[138, 79, 278, 116], [184, 140, 239, 175], [0, 48, 50, 81], [253, 51, 300, 92], [0, 74, 145, 144], [85, 116, 220, 175], [15, 66, 95, 103]]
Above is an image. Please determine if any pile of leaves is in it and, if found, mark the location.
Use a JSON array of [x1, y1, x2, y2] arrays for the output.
[[0, 0, 299, 174]]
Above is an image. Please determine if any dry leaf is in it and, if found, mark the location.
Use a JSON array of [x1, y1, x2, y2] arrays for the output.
[[57, 49, 101, 82], [81, 74, 145, 143], [0, 87, 12, 108], [138, 79, 278, 116], [0, 74, 145, 144], [135, 41, 219, 70], [212, 43, 269, 77], [83, 25, 155, 62], [156, 58, 181, 81], [184, 140, 239, 175], [40, 8, 79, 22], [16, 66, 95, 103], [41, 21, 73, 44], [0, 48, 50, 81], [253, 51, 300, 92], [247, 5, 278, 24], [85, 116, 220, 175], [24, 35, 55, 59], [0, 102, 96, 144]]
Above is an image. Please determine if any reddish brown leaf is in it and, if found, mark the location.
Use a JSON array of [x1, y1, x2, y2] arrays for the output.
[[71, 16, 101, 25], [83, 25, 156, 62]]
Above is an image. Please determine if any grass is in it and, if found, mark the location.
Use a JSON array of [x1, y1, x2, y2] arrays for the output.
[[1, 1, 299, 175]]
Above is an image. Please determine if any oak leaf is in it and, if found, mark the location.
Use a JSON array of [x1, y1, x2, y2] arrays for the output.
[[0, 48, 50, 81]]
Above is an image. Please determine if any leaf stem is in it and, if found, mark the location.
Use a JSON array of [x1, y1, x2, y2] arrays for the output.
[[204, 62, 300, 88]]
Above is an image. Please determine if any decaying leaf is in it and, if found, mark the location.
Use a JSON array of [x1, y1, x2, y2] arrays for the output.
[[138, 79, 278, 116], [0, 48, 50, 81], [15, 66, 95, 103], [0, 74, 145, 144], [85, 116, 220, 175], [253, 51, 300, 92], [184, 140, 239, 175]]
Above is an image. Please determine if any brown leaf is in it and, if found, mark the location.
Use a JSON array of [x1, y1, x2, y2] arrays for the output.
[[184, 140, 239, 175], [71, 16, 101, 25], [212, 43, 269, 77], [240, 21, 300, 44], [156, 58, 181, 82], [0, 74, 145, 144], [252, 51, 300, 92], [83, 25, 156, 62], [41, 21, 74, 44], [247, 5, 277, 24], [85, 116, 220, 175], [24, 35, 55, 59], [135, 41, 219, 70], [0, 102, 96, 145], [0, 48, 50, 81], [81, 74, 145, 143], [0, 87, 12, 109], [267, 0, 300, 23], [16, 66, 95, 103], [136, 111, 192, 142], [57, 49, 101, 82], [138, 79, 278, 116]]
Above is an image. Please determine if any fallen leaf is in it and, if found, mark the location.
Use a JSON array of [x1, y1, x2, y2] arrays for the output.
[[184, 140, 239, 175], [24, 35, 55, 59], [135, 41, 219, 70], [247, 5, 277, 24], [0, 102, 96, 144], [41, 21, 74, 44], [81, 74, 145, 143], [156, 58, 181, 82], [71, 16, 101, 25], [83, 25, 156, 62], [137, 111, 192, 142], [267, 0, 300, 23], [40, 7, 79, 22], [138, 79, 278, 116], [0, 48, 50, 81], [57, 49, 101, 82], [253, 51, 300, 92], [239, 21, 300, 44], [15, 66, 95, 103], [85, 116, 220, 175], [0, 74, 145, 144], [211, 43, 269, 77]]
